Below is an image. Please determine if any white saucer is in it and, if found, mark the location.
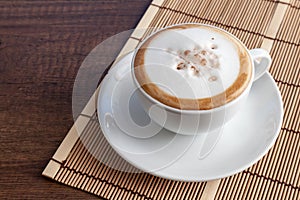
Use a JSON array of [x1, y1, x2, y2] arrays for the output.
[[97, 53, 283, 181]]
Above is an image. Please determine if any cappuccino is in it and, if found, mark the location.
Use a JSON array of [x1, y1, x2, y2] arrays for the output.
[[133, 24, 252, 110]]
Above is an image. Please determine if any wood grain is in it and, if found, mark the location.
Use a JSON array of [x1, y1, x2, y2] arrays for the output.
[[0, 0, 151, 199]]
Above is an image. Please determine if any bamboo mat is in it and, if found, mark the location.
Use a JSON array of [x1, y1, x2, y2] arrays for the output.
[[43, 0, 300, 199]]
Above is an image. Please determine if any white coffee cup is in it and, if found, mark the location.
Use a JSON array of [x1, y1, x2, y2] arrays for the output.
[[132, 23, 271, 135]]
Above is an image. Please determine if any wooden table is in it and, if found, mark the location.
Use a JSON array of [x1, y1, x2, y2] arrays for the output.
[[0, 1, 151, 198]]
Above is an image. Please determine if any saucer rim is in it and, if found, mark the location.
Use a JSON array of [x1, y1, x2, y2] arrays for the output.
[[153, 72, 284, 181]]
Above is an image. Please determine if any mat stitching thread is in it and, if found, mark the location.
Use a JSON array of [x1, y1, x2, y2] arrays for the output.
[[51, 158, 63, 165], [264, 36, 300, 46], [243, 171, 300, 190], [51, 156, 300, 196], [130, 36, 142, 41], [275, 80, 300, 88], [151, 0, 300, 10], [149, 5, 299, 46], [281, 128, 300, 134], [130, 35, 299, 46], [79, 114, 92, 118], [54, 163, 154, 200], [51, 156, 205, 199]]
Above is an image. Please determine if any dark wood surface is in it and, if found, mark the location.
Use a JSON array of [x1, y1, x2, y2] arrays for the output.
[[0, 1, 151, 199]]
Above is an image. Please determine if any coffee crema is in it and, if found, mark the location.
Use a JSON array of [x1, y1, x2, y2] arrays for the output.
[[133, 24, 252, 110]]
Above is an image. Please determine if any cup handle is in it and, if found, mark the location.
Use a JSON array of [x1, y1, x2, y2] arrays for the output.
[[249, 48, 272, 81]]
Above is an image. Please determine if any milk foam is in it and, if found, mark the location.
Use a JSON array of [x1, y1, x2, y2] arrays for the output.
[[142, 27, 240, 99]]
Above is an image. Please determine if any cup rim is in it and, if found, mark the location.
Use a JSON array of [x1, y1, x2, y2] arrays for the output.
[[131, 22, 254, 114]]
